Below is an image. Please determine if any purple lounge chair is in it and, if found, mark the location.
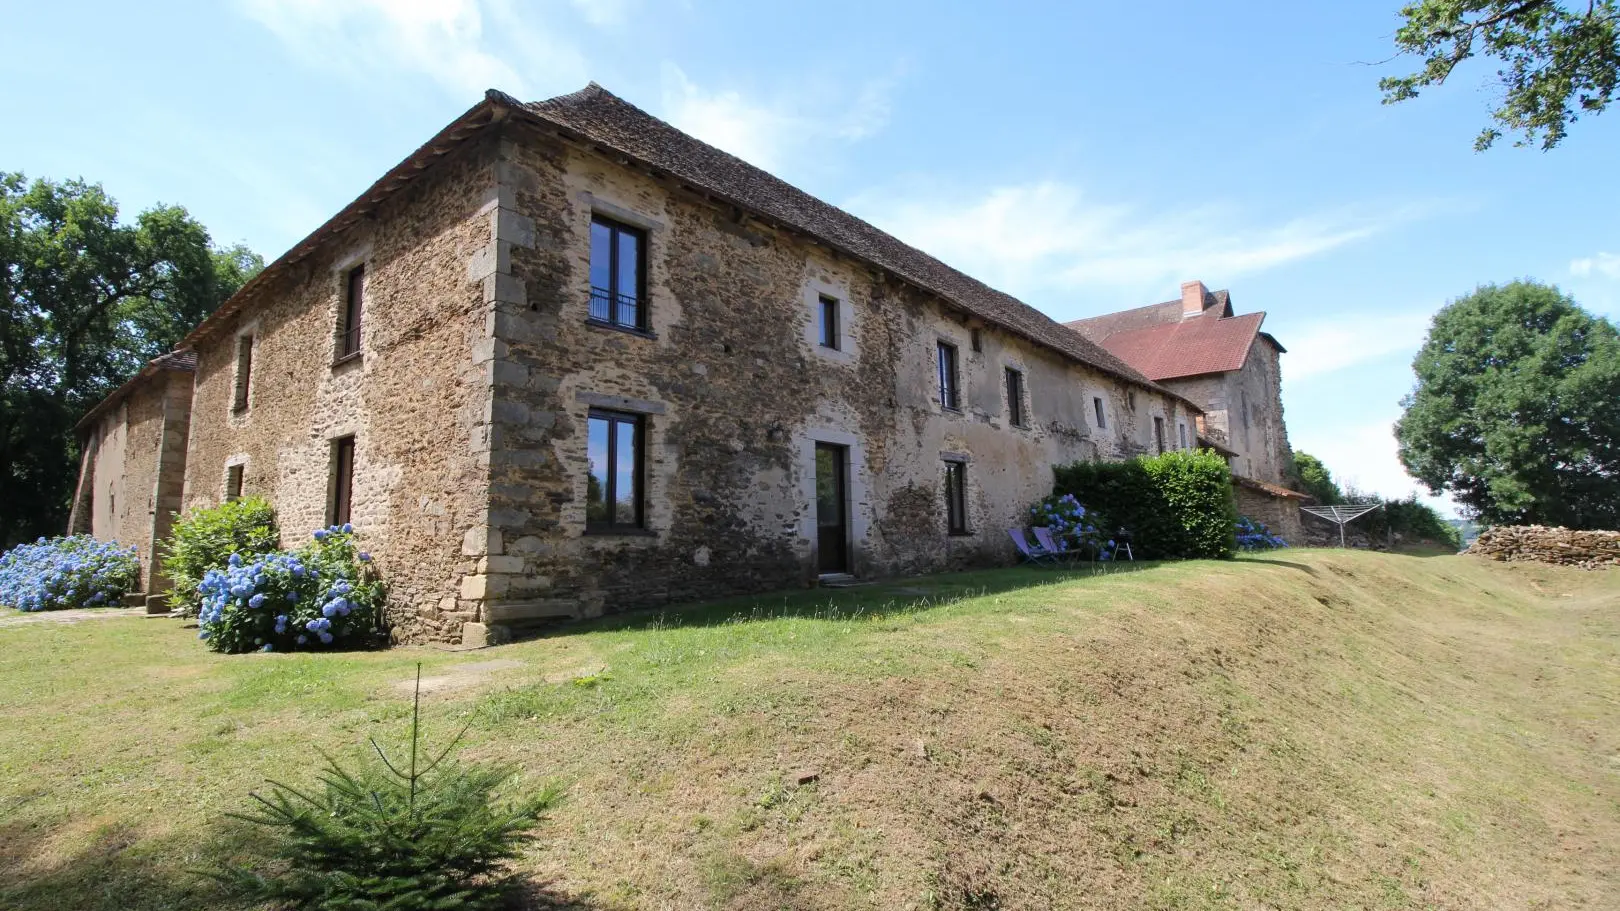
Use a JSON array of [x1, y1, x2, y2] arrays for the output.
[[1008, 528, 1056, 565]]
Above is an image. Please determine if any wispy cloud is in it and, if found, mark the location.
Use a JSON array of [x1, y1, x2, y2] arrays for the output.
[[844, 180, 1431, 304], [238, 0, 587, 98], [658, 64, 895, 174], [1571, 251, 1620, 280], [1284, 311, 1431, 381], [1292, 418, 1455, 513], [567, 0, 630, 27]]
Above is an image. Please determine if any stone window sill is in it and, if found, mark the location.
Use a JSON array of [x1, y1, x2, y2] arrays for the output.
[[948, 530, 974, 538], [584, 527, 657, 538], [585, 319, 658, 341], [331, 351, 362, 370]]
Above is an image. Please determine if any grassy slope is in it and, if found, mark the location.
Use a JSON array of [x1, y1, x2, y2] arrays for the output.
[[1, 550, 1617, 910]]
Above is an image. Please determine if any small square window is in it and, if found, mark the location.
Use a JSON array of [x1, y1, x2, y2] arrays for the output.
[[589, 216, 647, 330], [339, 265, 364, 359], [586, 410, 645, 532], [225, 465, 244, 502], [818, 295, 840, 350], [1005, 368, 1025, 427], [937, 342, 960, 410], [944, 460, 969, 535], [1093, 396, 1106, 430]]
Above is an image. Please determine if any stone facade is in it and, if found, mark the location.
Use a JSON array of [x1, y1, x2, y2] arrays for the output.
[[69, 359, 193, 604], [1164, 337, 1290, 485], [1233, 478, 1304, 544], [73, 87, 1204, 644]]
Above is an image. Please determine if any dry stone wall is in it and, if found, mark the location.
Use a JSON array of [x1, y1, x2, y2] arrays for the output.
[[1466, 525, 1620, 568]]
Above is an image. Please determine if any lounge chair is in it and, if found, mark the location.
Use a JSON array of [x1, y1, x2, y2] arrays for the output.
[[1008, 528, 1057, 565], [1032, 526, 1086, 561]]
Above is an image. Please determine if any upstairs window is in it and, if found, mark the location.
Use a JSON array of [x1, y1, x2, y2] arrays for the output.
[[328, 436, 355, 526], [232, 334, 253, 413], [589, 216, 646, 330], [1005, 367, 1026, 427], [586, 410, 644, 532], [1092, 396, 1106, 430], [970, 328, 983, 353], [944, 459, 969, 535], [1154, 416, 1166, 454], [340, 265, 364, 359], [937, 341, 960, 410], [818, 294, 840, 350]]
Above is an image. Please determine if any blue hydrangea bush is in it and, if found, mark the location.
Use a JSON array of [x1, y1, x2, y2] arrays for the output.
[[1236, 516, 1288, 551], [198, 524, 382, 654], [1029, 493, 1118, 559], [0, 536, 140, 612]]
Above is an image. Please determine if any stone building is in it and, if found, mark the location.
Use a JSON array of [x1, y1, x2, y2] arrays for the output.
[[73, 84, 1202, 643], [1066, 280, 1306, 541], [67, 350, 195, 608]]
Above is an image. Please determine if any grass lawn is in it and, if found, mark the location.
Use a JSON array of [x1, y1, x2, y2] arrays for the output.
[[1, 550, 1617, 909]]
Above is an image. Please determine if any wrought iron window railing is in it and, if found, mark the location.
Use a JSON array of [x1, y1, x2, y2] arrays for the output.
[[590, 285, 642, 329]]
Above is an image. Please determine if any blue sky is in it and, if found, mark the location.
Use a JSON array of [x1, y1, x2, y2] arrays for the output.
[[6, 1, 1619, 514]]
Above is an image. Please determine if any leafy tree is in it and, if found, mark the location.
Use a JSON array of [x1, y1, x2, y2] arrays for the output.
[[1380, 0, 1620, 150], [1395, 280, 1620, 529], [1, 173, 260, 545], [1290, 451, 1343, 504]]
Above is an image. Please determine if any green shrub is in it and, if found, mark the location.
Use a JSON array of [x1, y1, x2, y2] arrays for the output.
[[1053, 449, 1237, 560], [213, 668, 562, 909], [162, 497, 279, 616], [1356, 495, 1463, 550], [0, 536, 140, 611]]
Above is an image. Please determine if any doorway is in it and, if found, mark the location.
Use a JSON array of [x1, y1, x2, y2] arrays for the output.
[[814, 442, 849, 574]]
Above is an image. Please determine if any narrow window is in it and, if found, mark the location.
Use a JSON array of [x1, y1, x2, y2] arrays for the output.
[[340, 264, 364, 359], [818, 294, 840, 350], [588, 216, 647, 330], [328, 436, 355, 526], [232, 334, 253, 413], [1127, 390, 1137, 412], [1005, 368, 1025, 427], [944, 460, 968, 535], [1178, 423, 1188, 449], [1154, 417, 1166, 454], [586, 410, 644, 531], [970, 328, 983, 353], [937, 341, 960, 410], [225, 465, 244, 502], [1093, 396, 1106, 429]]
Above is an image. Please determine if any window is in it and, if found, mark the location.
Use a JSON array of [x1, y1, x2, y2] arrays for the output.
[[225, 465, 244, 502], [818, 294, 840, 350], [340, 265, 364, 359], [1093, 396, 1106, 429], [1005, 368, 1025, 427], [586, 410, 644, 532], [944, 460, 968, 534], [588, 216, 646, 330], [1178, 423, 1188, 449], [1127, 390, 1137, 412], [937, 341, 960, 410], [328, 436, 355, 526], [1154, 417, 1166, 454], [970, 328, 983, 353], [232, 334, 253, 413]]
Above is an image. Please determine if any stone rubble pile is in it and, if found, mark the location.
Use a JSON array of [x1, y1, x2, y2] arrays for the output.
[[1465, 525, 1620, 568]]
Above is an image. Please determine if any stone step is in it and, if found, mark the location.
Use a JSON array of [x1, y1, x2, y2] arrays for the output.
[[482, 598, 577, 625]]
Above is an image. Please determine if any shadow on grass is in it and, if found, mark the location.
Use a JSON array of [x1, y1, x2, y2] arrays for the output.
[[536, 560, 1165, 639], [0, 814, 599, 911]]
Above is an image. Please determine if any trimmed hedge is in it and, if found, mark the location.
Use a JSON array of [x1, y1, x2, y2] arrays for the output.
[[1053, 449, 1237, 560]]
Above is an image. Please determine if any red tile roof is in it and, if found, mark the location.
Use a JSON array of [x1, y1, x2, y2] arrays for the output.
[[1066, 290, 1268, 381]]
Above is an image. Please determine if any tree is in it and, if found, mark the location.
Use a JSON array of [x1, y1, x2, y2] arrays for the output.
[[1, 173, 261, 545], [1289, 451, 1344, 504], [1381, 0, 1620, 150], [1395, 281, 1620, 529]]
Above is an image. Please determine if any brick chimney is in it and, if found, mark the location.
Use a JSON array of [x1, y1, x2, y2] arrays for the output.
[[1181, 280, 1209, 319]]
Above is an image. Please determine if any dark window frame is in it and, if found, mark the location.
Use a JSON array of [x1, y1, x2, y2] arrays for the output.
[[970, 328, 983, 353], [1154, 416, 1167, 454], [1005, 367, 1026, 427], [585, 408, 646, 534], [225, 464, 244, 502], [328, 436, 355, 526], [937, 341, 960, 411], [1093, 396, 1106, 429], [944, 459, 969, 535], [232, 333, 253, 413], [818, 294, 841, 350], [338, 264, 364, 361], [588, 216, 648, 331]]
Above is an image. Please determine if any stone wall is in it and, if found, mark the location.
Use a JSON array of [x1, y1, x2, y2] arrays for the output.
[[181, 137, 500, 643], [1166, 337, 1290, 485], [1466, 525, 1620, 568], [1233, 483, 1303, 545], [468, 123, 1200, 633]]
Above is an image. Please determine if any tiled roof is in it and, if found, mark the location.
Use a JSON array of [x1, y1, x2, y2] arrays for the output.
[[1233, 474, 1311, 501], [1066, 289, 1265, 381], [516, 85, 1184, 402]]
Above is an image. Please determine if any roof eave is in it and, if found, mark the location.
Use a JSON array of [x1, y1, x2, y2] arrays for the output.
[[74, 358, 194, 435]]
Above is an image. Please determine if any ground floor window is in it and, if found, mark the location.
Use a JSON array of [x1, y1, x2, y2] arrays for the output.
[[328, 436, 355, 526], [944, 459, 968, 535], [226, 464, 244, 502], [586, 409, 644, 531]]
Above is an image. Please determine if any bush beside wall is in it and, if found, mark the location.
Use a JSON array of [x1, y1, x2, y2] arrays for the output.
[[162, 496, 280, 616], [1053, 450, 1237, 560]]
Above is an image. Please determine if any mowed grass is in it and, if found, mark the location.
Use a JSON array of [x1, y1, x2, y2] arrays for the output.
[[1, 550, 1618, 910]]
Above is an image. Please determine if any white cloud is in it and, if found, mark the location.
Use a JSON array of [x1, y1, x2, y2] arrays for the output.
[[843, 180, 1426, 303], [567, 0, 629, 27], [238, 0, 587, 98], [1283, 311, 1431, 381], [1570, 251, 1620, 280], [1292, 419, 1456, 516], [658, 64, 893, 173]]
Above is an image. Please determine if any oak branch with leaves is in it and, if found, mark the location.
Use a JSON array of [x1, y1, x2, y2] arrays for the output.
[[1381, 0, 1620, 149]]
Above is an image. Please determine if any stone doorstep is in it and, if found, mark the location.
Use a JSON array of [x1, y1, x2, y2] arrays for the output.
[[481, 598, 576, 625]]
